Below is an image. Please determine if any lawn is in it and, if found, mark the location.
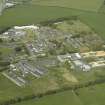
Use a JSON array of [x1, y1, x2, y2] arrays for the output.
[[31, 0, 104, 12]]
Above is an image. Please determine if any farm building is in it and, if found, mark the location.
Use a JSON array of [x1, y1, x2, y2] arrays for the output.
[[72, 60, 91, 72], [81, 51, 105, 58]]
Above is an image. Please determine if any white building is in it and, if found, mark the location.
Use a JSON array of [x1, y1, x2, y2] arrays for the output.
[[72, 60, 91, 72]]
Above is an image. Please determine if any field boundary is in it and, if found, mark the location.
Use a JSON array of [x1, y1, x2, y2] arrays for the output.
[[1, 77, 105, 105]]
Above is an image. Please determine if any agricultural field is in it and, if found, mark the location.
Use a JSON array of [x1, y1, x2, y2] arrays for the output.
[[75, 83, 105, 105], [31, 0, 104, 12], [13, 83, 105, 105], [99, 5, 105, 13], [0, 0, 105, 105], [0, 4, 105, 38], [14, 90, 83, 105]]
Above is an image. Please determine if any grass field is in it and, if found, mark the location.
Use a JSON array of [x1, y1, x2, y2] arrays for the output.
[[0, 4, 105, 39], [0, 0, 105, 105], [75, 83, 105, 105], [0, 71, 58, 103], [31, 0, 104, 12], [99, 5, 105, 13], [14, 90, 83, 105], [0, 4, 83, 27], [13, 83, 105, 105], [0, 74, 33, 102], [0, 47, 12, 56]]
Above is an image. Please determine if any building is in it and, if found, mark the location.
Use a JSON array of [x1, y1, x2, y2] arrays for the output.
[[2, 28, 26, 40], [14, 25, 39, 30], [57, 53, 91, 71], [81, 51, 105, 58], [57, 53, 81, 62], [89, 60, 105, 68], [72, 60, 91, 72]]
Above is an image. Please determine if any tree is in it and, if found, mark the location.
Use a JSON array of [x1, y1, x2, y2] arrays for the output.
[[15, 47, 22, 52], [0, 38, 3, 43]]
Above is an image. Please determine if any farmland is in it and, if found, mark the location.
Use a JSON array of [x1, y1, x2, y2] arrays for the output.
[[0, 4, 105, 38], [0, 18, 105, 104], [14, 90, 83, 105], [31, 0, 104, 12], [13, 83, 105, 105], [0, 0, 105, 105]]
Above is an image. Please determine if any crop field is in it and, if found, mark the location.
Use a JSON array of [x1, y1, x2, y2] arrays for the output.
[[31, 0, 104, 12]]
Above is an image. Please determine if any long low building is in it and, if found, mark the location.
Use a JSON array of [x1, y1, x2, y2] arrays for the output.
[[57, 53, 91, 71], [72, 60, 91, 72], [89, 60, 105, 68], [57, 53, 82, 62], [14, 25, 39, 30], [16, 61, 46, 78], [81, 51, 105, 58]]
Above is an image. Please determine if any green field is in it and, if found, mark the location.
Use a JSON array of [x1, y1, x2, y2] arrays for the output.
[[0, 0, 2, 3], [31, 0, 104, 12], [0, 66, 78, 103], [14, 90, 83, 105], [0, 0, 105, 105], [0, 74, 33, 102], [0, 72, 57, 103], [13, 83, 105, 105], [0, 4, 105, 39], [75, 83, 105, 105], [98, 3, 105, 13], [0, 4, 82, 27]]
